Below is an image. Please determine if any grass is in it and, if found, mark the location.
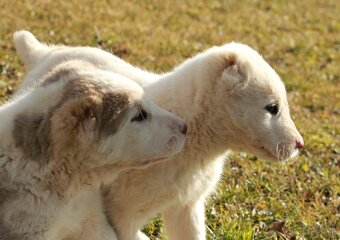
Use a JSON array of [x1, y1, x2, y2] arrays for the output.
[[0, 0, 339, 239]]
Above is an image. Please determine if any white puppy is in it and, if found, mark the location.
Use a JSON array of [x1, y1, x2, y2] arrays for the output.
[[0, 57, 187, 239], [13, 31, 303, 240]]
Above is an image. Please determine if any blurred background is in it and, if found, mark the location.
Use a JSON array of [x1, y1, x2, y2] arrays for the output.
[[0, 0, 339, 239]]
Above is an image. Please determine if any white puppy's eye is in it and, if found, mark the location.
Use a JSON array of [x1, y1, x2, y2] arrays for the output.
[[265, 104, 279, 115], [131, 108, 148, 122]]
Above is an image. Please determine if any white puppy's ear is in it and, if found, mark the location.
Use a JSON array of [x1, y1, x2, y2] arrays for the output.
[[221, 52, 250, 91], [13, 30, 50, 70]]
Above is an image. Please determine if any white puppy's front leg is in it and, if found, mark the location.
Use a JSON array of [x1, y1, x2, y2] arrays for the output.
[[163, 199, 206, 240], [117, 230, 149, 240], [76, 220, 118, 240], [136, 231, 150, 240]]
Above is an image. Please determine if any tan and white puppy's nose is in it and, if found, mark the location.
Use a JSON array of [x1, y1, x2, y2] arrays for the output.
[[179, 122, 188, 135], [171, 118, 187, 135], [295, 139, 304, 149]]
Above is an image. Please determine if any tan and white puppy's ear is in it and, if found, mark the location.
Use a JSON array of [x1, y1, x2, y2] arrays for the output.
[[51, 96, 101, 148], [221, 52, 250, 91], [13, 30, 50, 71]]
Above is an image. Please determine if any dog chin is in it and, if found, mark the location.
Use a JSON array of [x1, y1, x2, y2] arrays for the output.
[[247, 145, 284, 162], [260, 147, 300, 162], [241, 144, 277, 161], [255, 149, 278, 161], [287, 149, 299, 160]]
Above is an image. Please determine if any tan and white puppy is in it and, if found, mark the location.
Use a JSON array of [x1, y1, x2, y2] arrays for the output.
[[14, 31, 304, 240], [0, 58, 187, 240]]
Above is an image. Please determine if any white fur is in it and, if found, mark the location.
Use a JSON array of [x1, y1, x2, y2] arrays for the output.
[[13, 31, 303, 240]]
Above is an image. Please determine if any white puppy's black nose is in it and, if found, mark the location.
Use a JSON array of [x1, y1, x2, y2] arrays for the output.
[[179, 123, 188, 135]]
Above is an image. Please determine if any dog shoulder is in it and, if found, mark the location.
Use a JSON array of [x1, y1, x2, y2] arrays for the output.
[[0, 186, 24, 240]]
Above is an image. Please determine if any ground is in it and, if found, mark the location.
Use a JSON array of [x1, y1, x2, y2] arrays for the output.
[[0, 0, 339, 239]]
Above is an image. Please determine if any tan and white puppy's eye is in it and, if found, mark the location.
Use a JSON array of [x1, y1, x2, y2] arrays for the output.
[[131, 108, 147, 122]]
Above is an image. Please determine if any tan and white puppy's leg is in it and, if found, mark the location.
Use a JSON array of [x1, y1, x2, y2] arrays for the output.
[[48, 190, 118, 240]]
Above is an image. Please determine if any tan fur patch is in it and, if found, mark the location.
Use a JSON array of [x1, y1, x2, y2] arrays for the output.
[[60, 78, 130, 137], [0, 188, 22, 240], [96, 91, 129, 136], [0, 220, 23, 240], [13, 114, 51, 162], [0, 187, 14, 206]]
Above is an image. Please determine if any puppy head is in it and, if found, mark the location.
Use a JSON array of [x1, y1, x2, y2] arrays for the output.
[[212, 43, 303, 161], [85, 73, 187, 167], [12, 79, 118, 165], [13, 70, 186, 169]]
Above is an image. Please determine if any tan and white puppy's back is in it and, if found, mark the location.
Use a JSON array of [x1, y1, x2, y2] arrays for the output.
[[13, 30, 158, 90]]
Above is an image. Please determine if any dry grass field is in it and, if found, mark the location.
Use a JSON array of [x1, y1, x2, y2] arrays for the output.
[[0, 0, 339, 239]]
